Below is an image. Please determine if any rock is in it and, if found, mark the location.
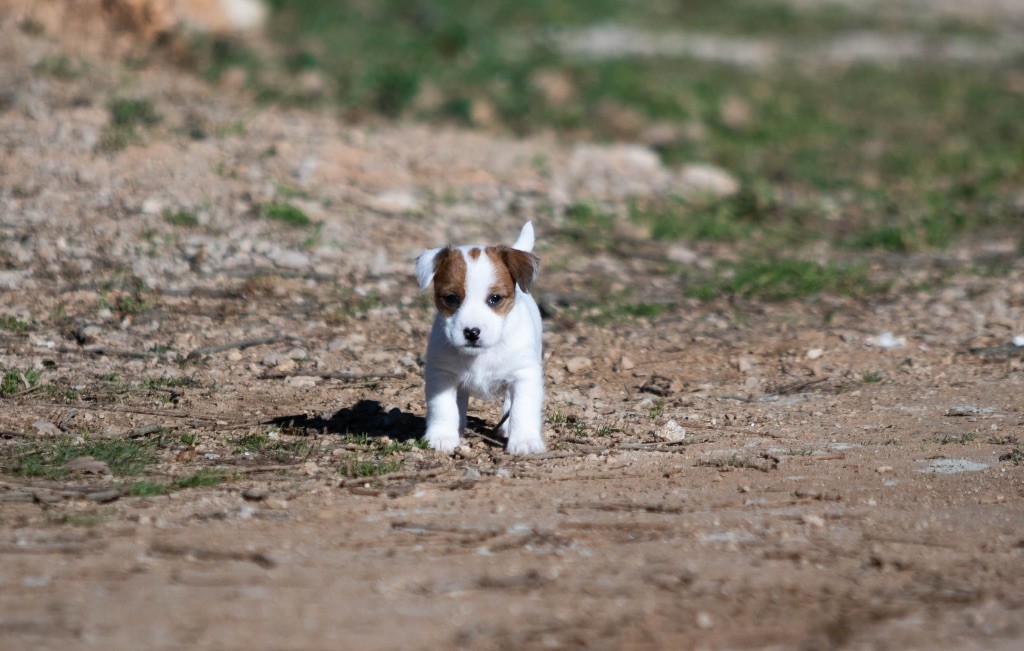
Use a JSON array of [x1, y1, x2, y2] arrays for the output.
[[530, 69, 576, 106], [657, 419, 687, 442], [594, 99, 645, 135], [271, 249, 311, 270], [736, 357, 756, 373], [226, 349, 243, 362], [286, 375, 318, 388], [464, 467, 482, 481], [301, 461, 319, 476], [696, 612, 714, 630], [666, 245, 698, 265], [33, 421, 61, 436], [567, 143, 668, 198], [720, 95, 754, 130], [68, 456, 110, 475], [677, 164, 740, 198], [806, 348, 824, 360], [241, 488, 265, 501], [273, 358, 298, 374], [86, 488, 122, 502], [640, 122, 682, 149], [870, 332, 905, 349], [140, 198, 163, 215], [801, 514, 826, 528], [367, 189, 422, 214], [619, 355, 636, 371], [565, 356, 592, 374], [287, 347, 308, 360]]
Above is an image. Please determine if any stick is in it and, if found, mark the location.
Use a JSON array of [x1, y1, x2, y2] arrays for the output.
[[187, 334, 302, 360], [149, 541, 276, 568]]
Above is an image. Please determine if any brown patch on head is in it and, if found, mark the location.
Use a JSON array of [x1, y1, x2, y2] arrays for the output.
[[484, 246, 540, 316], [431, 247, 467, 317], [468, 247, 481, 260]]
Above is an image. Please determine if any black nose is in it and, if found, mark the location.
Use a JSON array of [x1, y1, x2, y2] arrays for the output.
[[463, 327, 481, 342]]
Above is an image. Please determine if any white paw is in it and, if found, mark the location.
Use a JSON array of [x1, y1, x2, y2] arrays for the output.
[[506, 436, 545, 455], [424, 428, 459, 454]]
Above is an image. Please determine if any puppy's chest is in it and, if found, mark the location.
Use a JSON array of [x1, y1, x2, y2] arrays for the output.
[[457, 359, 512, 399]]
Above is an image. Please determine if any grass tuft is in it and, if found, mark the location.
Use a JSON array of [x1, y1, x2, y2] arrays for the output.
[[261, 202, 312, 227]]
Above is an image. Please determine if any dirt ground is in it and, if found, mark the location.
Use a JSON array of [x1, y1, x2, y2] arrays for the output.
[[2, 15, 1023, 651]]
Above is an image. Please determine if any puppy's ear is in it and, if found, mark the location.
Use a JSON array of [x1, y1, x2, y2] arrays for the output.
[[512, 221, 535, 252], [415, 246, 446, 290], [497, 246, 540, 292]]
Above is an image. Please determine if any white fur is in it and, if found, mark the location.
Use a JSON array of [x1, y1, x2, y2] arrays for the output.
[[416, 222, 544, 455]]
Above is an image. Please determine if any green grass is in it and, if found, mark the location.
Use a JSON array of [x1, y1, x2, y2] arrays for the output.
[[127, 469, 228, 496], [169, 1, 1024, 274], [340, 458, 401, 478], [34, 54, 87, 79], [862, 371, 884, 383], [163, 209, 200, 227], [261, 202, 312, 227], [1, 368, 41, 396], [0, 316, 30, 332], [99, 98, 161, 152], [7, 438, 158, 479], [172, 469, 228, 489], [685, 258, 886, 302]]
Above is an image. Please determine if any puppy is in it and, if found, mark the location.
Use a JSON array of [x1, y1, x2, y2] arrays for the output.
[[415, 222, 545, 454]]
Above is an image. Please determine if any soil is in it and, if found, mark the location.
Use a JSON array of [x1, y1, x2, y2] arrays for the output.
[[1, 15, 1023, 651]]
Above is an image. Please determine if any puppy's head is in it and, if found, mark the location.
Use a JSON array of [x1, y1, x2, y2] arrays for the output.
[[416, 237, 539, 354]]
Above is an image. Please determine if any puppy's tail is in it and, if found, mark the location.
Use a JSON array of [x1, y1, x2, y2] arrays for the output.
[[512, 221, 535, 252]]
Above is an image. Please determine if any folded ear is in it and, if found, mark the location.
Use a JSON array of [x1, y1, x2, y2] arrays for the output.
[[497, 246, 540, 292], [415, 246, 446, 290], [512, 221, 535, 252]]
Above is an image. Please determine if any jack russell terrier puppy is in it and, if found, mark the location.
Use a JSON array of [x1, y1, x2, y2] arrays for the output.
[[415, 222, 545, 454]]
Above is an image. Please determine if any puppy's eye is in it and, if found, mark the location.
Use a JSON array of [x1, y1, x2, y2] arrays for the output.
[[487, 294, 503, 307], [443, 294, 461, 307]]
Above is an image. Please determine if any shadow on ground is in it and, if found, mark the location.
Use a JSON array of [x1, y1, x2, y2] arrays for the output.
[[264, 399, 505, 446]]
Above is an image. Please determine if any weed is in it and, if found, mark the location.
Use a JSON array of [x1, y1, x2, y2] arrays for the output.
[[1, 368, 41, 396], [563, 203, 616, 250], [0, 316, 30, 332], [262, 202, 312, 227], [999, 448, 1024, 465], [99, 98, 160, 152], [340, 458, 400, 478], [173, 469, 228, 489], [127, 481, 172, 497], [686, 258, 885, 302], [7, 438, 158, 478], [862, 372, 884, 383], [34, 54, 87, 79], [648, 400, 664, 419], [163, 209, 200, 227]]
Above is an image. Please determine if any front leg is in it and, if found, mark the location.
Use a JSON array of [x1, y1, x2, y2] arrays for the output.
[[505, 367, 545, 455], [424, 369, 461, 453], [457, 388, 469, 433]]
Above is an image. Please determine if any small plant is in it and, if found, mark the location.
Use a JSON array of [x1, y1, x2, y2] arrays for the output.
[[163, 209, 200, 227], [862, 371, 884, 383], [34, 54, 86, 79], [262, 202, 311, 227], [686, 258, 885, 302], [341, 458, 400, 478], [140, 376, 201, 390], [6, 438, 158, 478], [0, 316, 30, 332], [128, 481, 172, 497], [99, 98, 160, 151], [172, 469, 228, 489], [1, 368, 41, 396]]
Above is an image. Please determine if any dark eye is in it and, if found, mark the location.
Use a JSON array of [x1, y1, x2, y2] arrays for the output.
[[487, 294, 503, 307], [443, 294, 460, 307]]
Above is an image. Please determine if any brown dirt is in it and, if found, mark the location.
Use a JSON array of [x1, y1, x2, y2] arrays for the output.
[[1, 15, 1023, 651]]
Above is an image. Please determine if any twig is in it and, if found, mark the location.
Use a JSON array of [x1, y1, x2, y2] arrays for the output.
[[338, 467, 450, 487], [187, 334, 302, 360], [149, 541, 276, 568], [258, 371, 403, 381]]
